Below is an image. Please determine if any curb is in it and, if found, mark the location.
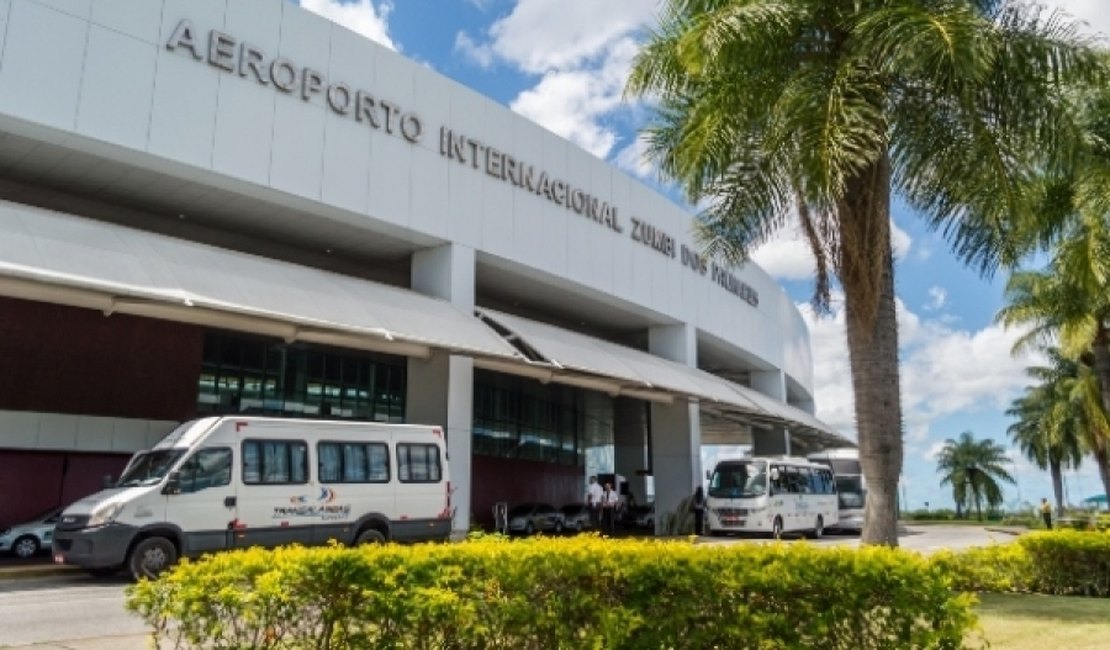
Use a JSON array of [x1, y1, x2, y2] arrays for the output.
[[0, 564, 80, 580]]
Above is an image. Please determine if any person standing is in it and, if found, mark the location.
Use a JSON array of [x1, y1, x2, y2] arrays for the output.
[[586, 476, 603, 529], [601, 482, 619, 533], [1040, 498, 1053, 530], [692, 486, 706, 535]]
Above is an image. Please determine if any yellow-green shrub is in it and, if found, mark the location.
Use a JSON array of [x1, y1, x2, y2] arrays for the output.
[[931, 544, 1032, 594], [127, 536, 976, 649], [1018, 530, 1110, 596]]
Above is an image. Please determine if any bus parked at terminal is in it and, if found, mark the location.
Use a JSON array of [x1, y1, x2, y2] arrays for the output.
[[705, 457, 838, 539], [806, 448, 866, 533]]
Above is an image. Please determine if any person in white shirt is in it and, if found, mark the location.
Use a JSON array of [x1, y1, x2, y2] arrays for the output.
[[585, 476, 604, 529], [601, 482, 620, 533]]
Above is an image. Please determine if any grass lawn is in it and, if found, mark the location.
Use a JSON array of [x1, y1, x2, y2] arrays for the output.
[[971, 592, 1110, 649]]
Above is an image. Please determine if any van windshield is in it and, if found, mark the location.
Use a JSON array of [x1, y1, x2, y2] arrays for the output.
[[116, 449, 186, 487], [709, 461, 768, 498]]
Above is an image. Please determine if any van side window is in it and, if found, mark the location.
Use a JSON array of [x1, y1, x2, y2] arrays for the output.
[[397, 443, 441, 483], [242, 439, 308, 485], [318, 442, 389, 483], [177, 448, 232, 493]]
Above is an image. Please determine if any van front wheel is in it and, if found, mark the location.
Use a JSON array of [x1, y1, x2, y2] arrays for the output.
[[129, 537, 176, 581]]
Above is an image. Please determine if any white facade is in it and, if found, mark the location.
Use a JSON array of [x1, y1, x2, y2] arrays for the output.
[[0, 0, 843, 532]]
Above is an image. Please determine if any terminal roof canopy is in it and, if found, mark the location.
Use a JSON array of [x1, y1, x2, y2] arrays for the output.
[[0, 200, 522, 362], [0, 200, 844, 445], [476, 308, 845, 442]]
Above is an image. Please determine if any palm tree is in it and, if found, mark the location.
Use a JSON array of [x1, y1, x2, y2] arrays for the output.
[[626, 0, 1103, 545], [936, 431, 1016, 521], [1006, 349, 1087, 515], [995, 81, 1110, 497]]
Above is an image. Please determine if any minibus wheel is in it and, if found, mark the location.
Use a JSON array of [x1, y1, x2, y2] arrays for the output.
[[129, 537, 177, 580], [356, 528, 385, 545], [771, 517, 783, 540]]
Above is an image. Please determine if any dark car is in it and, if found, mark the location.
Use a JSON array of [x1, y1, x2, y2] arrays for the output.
[[560, 502, 592, 532], [507, 502, 565, 535]]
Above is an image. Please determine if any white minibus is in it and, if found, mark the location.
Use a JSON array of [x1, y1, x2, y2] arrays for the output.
[[705, 457, 838, 539], [52, 416, 451, 579]]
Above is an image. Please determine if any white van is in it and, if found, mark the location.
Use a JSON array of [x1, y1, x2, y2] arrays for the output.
[[705, 456, 838, 539], [52, 416, 452, 579]]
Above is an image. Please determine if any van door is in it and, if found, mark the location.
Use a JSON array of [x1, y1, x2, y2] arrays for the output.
[[169, 447, 236, 556]]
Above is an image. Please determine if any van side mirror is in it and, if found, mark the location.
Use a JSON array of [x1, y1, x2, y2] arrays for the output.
[[163, 471, 181, 495], [102, 474, 114, 489]]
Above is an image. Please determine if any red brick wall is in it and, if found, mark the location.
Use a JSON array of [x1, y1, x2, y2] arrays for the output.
[[0, 297, 203, 420], [470, 456, 583, 528]]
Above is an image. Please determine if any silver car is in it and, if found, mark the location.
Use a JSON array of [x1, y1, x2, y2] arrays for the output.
[[0, 507, 62, 558]]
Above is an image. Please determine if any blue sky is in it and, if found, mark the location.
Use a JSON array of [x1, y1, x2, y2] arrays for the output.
[[296, 0, 1110, 512]]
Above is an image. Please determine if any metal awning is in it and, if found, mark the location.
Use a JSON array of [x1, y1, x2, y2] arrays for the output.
[[476, 308, 844, 439], [0, 200, 523, 361]]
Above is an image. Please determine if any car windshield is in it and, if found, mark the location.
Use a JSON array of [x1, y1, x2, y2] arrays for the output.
[[708, 461, 768, 498], [116, 449, 186, 487], [509, 505, 535, 517], [560, 504, 584, 515]]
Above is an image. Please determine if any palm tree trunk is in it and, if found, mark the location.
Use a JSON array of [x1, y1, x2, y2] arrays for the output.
[[840, 153, 902, 546], [1094, 441, 1110, 501], [1050, 460, 1064, 517], [1092, 331, 1110, 498]]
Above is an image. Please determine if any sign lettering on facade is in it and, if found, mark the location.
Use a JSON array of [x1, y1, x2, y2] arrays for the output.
[[166, 19, 759, 308]]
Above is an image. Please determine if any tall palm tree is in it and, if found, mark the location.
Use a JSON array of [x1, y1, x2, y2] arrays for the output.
[[936, 431, 1016, 521], [996, 244, 1110, 495], [626, 0, 1102, 545], [1006, 349, 1087, 515]]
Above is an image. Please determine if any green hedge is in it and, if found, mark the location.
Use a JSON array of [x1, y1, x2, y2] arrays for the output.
[[936, 530, 1110, 597], [126, 536, 976, 649]]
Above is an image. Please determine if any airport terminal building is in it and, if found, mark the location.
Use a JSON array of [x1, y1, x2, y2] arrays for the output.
[[0, 0, 846, 531]]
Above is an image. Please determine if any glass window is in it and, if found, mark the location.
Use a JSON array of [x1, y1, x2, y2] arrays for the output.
[[318, 441, 389, 483], [397, 443, 442, 483], [196, 331, 406, 422], [242, 439, 308, 485], [177, 448, 232, 493]]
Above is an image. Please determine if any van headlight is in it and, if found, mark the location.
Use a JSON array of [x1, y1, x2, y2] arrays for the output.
[[88, 502, 125, 527]]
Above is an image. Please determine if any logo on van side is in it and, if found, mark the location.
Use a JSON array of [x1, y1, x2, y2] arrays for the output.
[[273, 488, 348, 520]]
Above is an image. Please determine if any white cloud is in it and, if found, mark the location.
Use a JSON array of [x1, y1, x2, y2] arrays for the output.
[[299, 0, 396, 50], [802, 295, 1041, 445], [456, 1, 660, 159], [614, 133, 655, 179], [1042, 0, 1110, 39], [474, 0, 659, 74], [924, 286, 947, 311], [750, 215, 913, 282], [454, 31, 494, 68], [509, 39, 638, 157]]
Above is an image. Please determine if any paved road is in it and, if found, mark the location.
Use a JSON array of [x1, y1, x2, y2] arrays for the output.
[[0, 573, 149, 648], [0, 525, 1016, 649]]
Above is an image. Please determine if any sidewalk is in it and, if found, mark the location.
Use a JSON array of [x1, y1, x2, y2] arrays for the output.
[[6, 633, 151, 649], [0, 558, 79, 581]]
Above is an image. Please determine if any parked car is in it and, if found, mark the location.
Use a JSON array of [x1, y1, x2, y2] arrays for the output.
[[560, 502, 592, 532], [0, 507, 62, 558], [633, 503, 655, 530], [507, 502, 565, 535]]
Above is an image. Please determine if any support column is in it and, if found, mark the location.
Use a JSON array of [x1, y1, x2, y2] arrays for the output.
[[751, 369, 786, 401], [407, 244, 475, 536], [613, 397, 649, 504], [751, 424, 791, 456], [648, 324, 701, 534]]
